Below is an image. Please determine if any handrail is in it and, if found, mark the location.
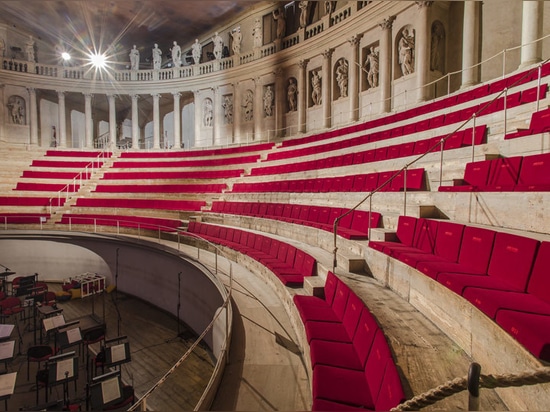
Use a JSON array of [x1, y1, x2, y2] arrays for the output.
[[331, 58, 549, 273]]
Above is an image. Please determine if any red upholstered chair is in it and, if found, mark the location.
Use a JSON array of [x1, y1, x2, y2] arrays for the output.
[[27, 345, 54, 380], [495, 311, 550, 361], [515, 152, 550, 191], [369, 215, 418, 255]]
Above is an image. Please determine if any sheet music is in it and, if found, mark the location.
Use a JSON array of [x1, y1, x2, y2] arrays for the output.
[[110, 343, 126, 364], [101, 377, 121, 404], [0, 372, 16, 397], [0, 341, 14, 361], [66, 327, 82, 344], [56, 358, 74, 381], [0, 324, 14, 340], [43, 314, 65, 332]]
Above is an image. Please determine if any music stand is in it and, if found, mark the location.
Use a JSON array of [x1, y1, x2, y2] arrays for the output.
[[0, 372, 17, 410], [104, 337, 131, 368], [57, 325, 82, 354], [89, 371, 123, 410], [46, 351, 78, 407]]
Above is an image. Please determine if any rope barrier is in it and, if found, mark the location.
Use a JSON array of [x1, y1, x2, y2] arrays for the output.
[[392, 367, 550, 411]]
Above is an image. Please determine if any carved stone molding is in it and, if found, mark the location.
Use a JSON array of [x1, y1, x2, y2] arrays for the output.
[[379, 15, 396, 31], [348, 33, 364, 47]]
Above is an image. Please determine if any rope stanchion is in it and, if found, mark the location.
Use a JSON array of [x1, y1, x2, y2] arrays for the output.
[[391, 366, 550, 411]]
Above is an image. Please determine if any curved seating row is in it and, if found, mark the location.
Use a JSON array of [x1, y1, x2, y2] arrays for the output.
[[101, 169, 243, 180], [93, 183, 226, 194], [110, 154, 260, 168], [20, 171, 92, 180], [232, 168, 425, 193], [505, 105, 550, 139], [187, 221, 316, 287], [369, 215, 550, 361], [57, 213, 182, 232], [118, 141, 275, 158], [209, 201, 381, 240], [294, 272, 405, 411], [30, 159, 105, 168], [45, 150, 109, 158], [14, 183, 80, 192], [251, 127, 486, 176], [0, 196, 65, 207], [439, 152, 550, 192], [0, 213, 50, 224], [73, 198, 205, 211]]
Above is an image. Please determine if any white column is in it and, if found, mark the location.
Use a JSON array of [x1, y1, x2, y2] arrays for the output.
[[415, 1, 432, 102], [57, 91, 67, 148], [152, 93, 161, 149], [520, 0, 543, 68], [28, 88, 38, 146], [131, 94, 140, 149], [461, 1, 480, 88], [84, 93, 93, 149], [213, 88, 223, 146], [322, 48, 333, 129], [348, 34, 362, 122], [193, 90, 202, 146], [254, 77, 262, 140], [379, 16, 395, 113], [107, 94, 117, 148], [233, 85, 241, 142], [172, 92, 181, 149], [298, 59, 309, 133], [274, 68, 284, 138]]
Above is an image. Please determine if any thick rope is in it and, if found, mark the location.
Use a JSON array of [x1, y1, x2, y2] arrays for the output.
[[392, 367, 550, 411]]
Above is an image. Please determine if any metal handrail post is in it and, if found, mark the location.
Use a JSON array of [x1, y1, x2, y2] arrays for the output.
[[503, 87, 508, 137], [537, 63, 542, 112], [439, 138, 444, 188], [468, 362, 482, 411], [94, 218, 97, 233], [471, 114, 477, 163], [403, 166, 408, 217]]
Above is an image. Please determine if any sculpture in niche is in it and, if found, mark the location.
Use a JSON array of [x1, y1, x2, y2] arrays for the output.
[[26, 35, 35, 62], [299, 1, 308, 29], [152, 43, 162, 69], [243, 89, 254, 121], [253, 18, 262, 48], [398, 28, 415, 76], [171, 41, 182, 67], [287, 78, 297, 112], [192, 39, 202, 65], [430, 21, 445, 72], [7, 95, 25, 125], [335, 59, 349, 98], [203, 98, 213, 127], [364, 46, 379, 88], [222, 95, 233, 124], [264, 85, 274, 117], [311, 70, 322, 106], [272, 7, 286, 40], [212, 32, 223, 60], [0, 38, 5, 58], [129, 45, 140, 70], [231, 27, 242, 55]]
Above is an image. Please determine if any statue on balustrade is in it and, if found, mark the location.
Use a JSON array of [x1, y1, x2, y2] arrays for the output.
[[129, 45, 140, 70], [299, 1, 308, 29], [253, 18, 262, 48], [311, 70, 322, 105], [272, 7, 286, 40], [152, 43, 162, 70], [7, 96, 25, 125], [222, 95, 233, 124], [335, 59, 349, 98], [264, 85, 274, 117], [398, 28, 415, 76], [324, 1, 333, 15], [212, 32, 223, 60], [365, 46, 379, 89], [243, 90, 254, 121], [203, 98, 213, 127], [231, 27, 242, 55], [26, 35, 35, 62], [287, 78, 297, 112], [192, 39, 202, 64], [171, 41, 182, 67]]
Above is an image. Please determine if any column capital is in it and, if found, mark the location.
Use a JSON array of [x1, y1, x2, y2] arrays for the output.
[[274, 67, 283, 78], [348, 33, 363, 47], [106, 93, 118, 100], [56, 90, 65, 97], [151, 93, 161, 99], [172, 91, 182, 98], [322, 48, 334, 59], [130, 93, 140, 100], [254, 76, 262, 85], [415, 1, 434, 8], [299, 59, 309, 69], [27, 87, 36, 94], [379, 15, 396, 31], [83, 92, 93, 99]]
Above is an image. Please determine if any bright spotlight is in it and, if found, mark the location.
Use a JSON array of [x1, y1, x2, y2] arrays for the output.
[[61, 52, 71, 61], [89, 52, 107, 69]]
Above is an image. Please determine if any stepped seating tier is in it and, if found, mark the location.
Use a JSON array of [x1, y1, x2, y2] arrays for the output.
[[0, 196, 65, 207], [0, 213, 50, 224], [45, 150, 110, 158], [73, 198, 205, 211], [101, 170, 243, 180], [111, 154, 260, 168], [14, 182, 80, 192], [93, 183, 226, 194], [57, 214, 182, 232], [117, 142, 274, 158], [210, 201, 381, 240], [187, 221, 316, 287], [294, 272, 405, 411], [370, 215, 550, 361], [21, 171, 92, 180]]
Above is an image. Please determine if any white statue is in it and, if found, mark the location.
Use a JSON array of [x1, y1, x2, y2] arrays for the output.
[[0, 38, 5, 58], [311, 71, 322, 106], [192, 39, 202, 65], [152, 43, 162, 70], [212, 32, 223, 60], [272, 7, 286, 40], [222, 95, 233, 124], [8, 97, 24, 125], [203, 98, 213, 127], [243, 90, 254, 121], [365, 46, 379, 88], [253, 18, 262, 48], [399, 28, 415, 76], [129, 45, 139, 70], [264, 86, 274, 117], [171, 41, 182, 67], [299, 1, 308, 28], [335, 59, 349, 98], [287, 78, 297, 112], [26, 35, 35, 62], [231, 27, 242, 55], [324, 1, 333, 15]]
